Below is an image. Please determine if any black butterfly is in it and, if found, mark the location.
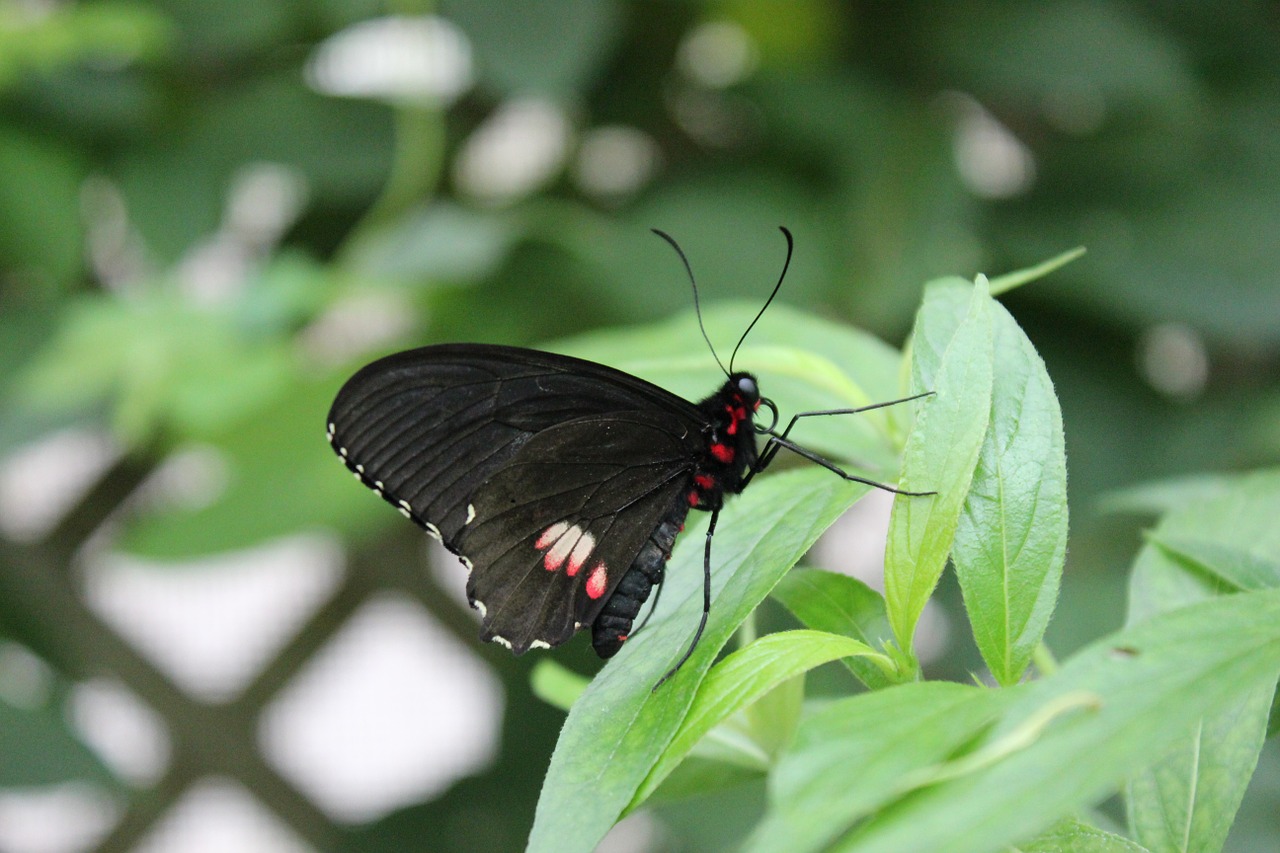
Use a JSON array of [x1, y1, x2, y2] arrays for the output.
[[327, 228, 929, 682]]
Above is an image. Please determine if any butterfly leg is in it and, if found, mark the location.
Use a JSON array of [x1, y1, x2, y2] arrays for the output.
[[654, 508, 718, 688], [741, 391, 935, 495]]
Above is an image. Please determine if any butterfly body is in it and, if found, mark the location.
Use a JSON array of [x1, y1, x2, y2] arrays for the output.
[[327, 343, 763, 658]]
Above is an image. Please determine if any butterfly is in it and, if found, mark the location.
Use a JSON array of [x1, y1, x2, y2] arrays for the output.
[[327, 228, 930, 683]]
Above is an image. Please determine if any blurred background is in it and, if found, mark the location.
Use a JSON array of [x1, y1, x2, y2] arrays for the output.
[[1, 1, 1278, 851]]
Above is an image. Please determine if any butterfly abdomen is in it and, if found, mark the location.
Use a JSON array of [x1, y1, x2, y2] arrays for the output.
[[591, 498, 691, 658]]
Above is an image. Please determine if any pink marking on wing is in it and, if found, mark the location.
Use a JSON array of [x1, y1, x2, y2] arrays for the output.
[[567, 531, 596, 577], [585, 562, 608, 599], [543, 524, 579, 572], [535, 520, 570, 550]]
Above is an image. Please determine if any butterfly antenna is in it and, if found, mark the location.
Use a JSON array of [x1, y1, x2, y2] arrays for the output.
[[729, 226, 793, 373], [652, 228, 729, 378]]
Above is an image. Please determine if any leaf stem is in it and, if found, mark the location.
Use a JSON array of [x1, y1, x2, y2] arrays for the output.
[[1032, 641, 1060, 677]]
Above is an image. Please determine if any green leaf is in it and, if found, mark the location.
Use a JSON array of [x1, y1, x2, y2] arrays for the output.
[[953, 299, 1067, 686], [630, 630, 885, 809], [18, 293, 295, 444], [1016, 817, 1152, 852], [742, 682, 1014, 853], [885, 279, 994, 660], [0, 697, 117, 787], [119, 378, 387, 557], [525, 468, 869, 853], [1097, 474, 1239, 517], [530, 659, 588, 712], [1126, 679, 1273, 853], [442, 0, 622, 97], [0, 128, 85, 290], [1128, 470, 1280, 624], [1148, 534, 1280, 592], [987, 247, 1086, 297], [555, 303, 907, 469], [770, 567, 894, 689], [1124, 471, 1280, 853], [828, 588, 1280, 853]]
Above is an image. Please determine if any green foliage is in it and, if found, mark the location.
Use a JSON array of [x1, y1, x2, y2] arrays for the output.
[[2, 2, 1279, 851], [0, 694, 117, 788], [524, 275, 1278, 853]]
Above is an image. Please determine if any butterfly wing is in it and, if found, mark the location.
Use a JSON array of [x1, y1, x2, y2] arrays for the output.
[[327, 344, 704, 544], [327, 344, 707, 651], [459, 412, 694, 652]]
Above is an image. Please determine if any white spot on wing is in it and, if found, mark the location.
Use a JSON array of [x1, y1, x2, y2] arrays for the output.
[[535, 521, 570, 550], [529, 640, 550, 650], [338, 446, 349, 458], [543, 526, 579, 571], [397, 500, 412, 519], [567, 531, 596, 576], [465, 503, 476, 525], [491, 635, 512, 649], [473, 599, 487, 617], [326, 422, 336, 439], [425, 522, 442, 542], [460, 556, 473, 572]]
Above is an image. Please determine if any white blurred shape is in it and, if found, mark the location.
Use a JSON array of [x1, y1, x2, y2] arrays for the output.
[[83, 535, 344, 702], [133, 778, 313, 853], [949, 94, 1036, 199], [225, 163, 308, 247], [71, 679, 170, 785], [0, 784, 117, 853], [677, 20, 758, 89], [306, 15, 472, 104], [810, 490, 950, 665], [1138, 322, 1209, 399], [300, 290, 417, 367], [573, 125, 661, 199], [179, 163, 308, 304], [455, 98, 573, 205], [0, 429, 120, 542], [259, 593, 503, 823], [137, 444, 231, 514]]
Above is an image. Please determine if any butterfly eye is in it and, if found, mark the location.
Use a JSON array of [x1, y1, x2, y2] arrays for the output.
[[736, 376, 758, 399]]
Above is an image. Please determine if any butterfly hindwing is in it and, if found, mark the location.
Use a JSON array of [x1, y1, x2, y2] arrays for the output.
[[459, 412, 696, 653]]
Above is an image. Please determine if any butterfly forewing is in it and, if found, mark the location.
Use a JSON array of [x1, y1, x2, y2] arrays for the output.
[[327, 345, 705, 545]]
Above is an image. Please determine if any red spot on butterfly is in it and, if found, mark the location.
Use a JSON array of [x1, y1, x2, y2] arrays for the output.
[[616, 634, 627, 643], [586, 562, 609, 599], [725, 404, 748, 435], [711, 444, 734, 463], [694, 473, 715, 489], [687, 489, 700, 506]]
